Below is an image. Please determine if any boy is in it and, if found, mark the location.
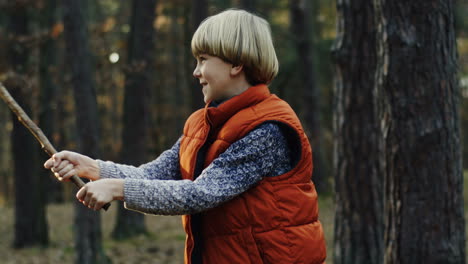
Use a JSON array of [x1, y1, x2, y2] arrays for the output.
[[45, 9, 326, 264]]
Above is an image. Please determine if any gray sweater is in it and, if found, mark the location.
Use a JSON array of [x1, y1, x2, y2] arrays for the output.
[[98, 122, 292, 215]]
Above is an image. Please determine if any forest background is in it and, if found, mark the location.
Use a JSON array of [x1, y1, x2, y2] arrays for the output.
[[0, 0, 467, 263]]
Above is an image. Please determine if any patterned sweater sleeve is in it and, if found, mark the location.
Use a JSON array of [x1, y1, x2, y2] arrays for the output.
[[123, 122, 292, 215], [97, 138, 182, 181]]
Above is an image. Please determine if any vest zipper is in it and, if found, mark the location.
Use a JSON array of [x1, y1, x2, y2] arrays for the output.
[[189, 121, 212, 264]]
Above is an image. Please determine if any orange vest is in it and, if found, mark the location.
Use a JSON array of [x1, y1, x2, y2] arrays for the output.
[[179, 84, 326, 264]]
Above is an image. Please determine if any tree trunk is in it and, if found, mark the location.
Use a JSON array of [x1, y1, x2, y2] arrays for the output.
[[188, 0, 207, 111], [112, 0, 157, 240], [7, 2, 49, 249], [331, 0, 383, 262], [0, 94, 12, 205], [240, 0, 256, 12], [290, 0, 329, 194], [372, 0, 466, 263], [8, 78, 49, 248], [62, 1, 108, 263], [455, 0, 468, 169], [39, 0, 63, 204], [170, 1, 186, 137]]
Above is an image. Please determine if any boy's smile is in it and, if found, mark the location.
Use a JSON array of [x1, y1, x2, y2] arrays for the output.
[[193, 54, 250, 104]]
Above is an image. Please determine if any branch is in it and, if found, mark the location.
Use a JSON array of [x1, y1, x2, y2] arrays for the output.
[[0, 81, 57, 156], [0, 81, 110, 211]]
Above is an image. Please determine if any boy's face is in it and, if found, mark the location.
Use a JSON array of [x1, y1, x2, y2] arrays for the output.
[[193, 54, 237, 103]]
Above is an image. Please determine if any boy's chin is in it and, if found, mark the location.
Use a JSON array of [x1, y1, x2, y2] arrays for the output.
[[203, 92, 214, 104], [202, 88, 209, 103]]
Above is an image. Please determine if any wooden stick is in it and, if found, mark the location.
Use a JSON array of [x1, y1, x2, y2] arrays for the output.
[[0, 81, 110, 211]]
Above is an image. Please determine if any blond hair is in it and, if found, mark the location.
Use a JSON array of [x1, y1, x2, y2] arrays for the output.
[[191, 9, 279, 85]]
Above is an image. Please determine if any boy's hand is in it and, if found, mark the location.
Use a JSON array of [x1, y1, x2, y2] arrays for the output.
[[43, 151, 100, 181], [76, 179, 124, 211]]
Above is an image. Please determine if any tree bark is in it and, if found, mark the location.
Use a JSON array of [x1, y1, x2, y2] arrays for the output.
[[62, 1, 108, 263], [170, 1, 186, 137], [8, 78, 49, 248], [290, 0, 329, 194], [188, 0, 207, 111], [331, 0, 383, 262], [112, 0, 157, 240], [39, 0, 63, 204], [0, 101, 11, 205], [240, 0, 256, 13], [372, 0, 466, 263], [7, 2, 49, 248]]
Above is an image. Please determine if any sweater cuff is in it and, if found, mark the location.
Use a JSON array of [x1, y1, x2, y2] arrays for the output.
[[96, 160, 120, 179], [123, 179, 147, 212]]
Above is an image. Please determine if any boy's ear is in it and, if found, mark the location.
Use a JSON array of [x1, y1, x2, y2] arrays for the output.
[[230, 64, 244, 76]]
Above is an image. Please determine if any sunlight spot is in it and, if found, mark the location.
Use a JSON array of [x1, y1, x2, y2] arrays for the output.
[[461, 77, 468, 98], [109, 52, 120, 64]]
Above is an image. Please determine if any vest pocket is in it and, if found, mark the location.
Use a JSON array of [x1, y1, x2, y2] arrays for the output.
[[241, 228, 264, 264], [202, 231, 262, 264]]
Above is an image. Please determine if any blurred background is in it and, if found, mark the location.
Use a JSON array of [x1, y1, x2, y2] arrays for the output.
[[0, 0, 466, 263]]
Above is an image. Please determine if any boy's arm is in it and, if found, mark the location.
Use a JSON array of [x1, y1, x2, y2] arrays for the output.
[[122, 123, 292, 215], [97, 137, 182, 181]]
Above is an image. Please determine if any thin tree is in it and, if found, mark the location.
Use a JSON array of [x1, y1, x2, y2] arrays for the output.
[[7, 77, 50, 248], [0, 101, 11, 204], [331, 0, 383, 262], [188, 0, 207, 111], [6, 2, 49, 248], [290, 0, 329, 193], [39, 0, 63, 204], [169, 0, 186, 136], [112, 0, 157, 240], [240, 0, 256, 13], [62, 0, 108, 263], [372, 0, 466, 262]]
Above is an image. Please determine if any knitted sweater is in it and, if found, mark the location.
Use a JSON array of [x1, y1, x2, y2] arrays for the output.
[[98, 122, 292, 215]]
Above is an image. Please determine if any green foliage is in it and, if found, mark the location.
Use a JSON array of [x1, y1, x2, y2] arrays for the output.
[[455, 1, 468, 37]]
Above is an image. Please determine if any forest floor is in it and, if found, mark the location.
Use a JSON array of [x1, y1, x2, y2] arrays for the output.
[[1, 170, 467, 264], [0, 196, 335, 264]]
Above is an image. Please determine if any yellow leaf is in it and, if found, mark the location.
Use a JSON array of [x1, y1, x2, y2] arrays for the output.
[[102, 17, 116, 33], [50, 23, 64, 38]]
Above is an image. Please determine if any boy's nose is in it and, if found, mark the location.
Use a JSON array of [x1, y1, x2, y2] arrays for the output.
[[193, 66, 201, 78]]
